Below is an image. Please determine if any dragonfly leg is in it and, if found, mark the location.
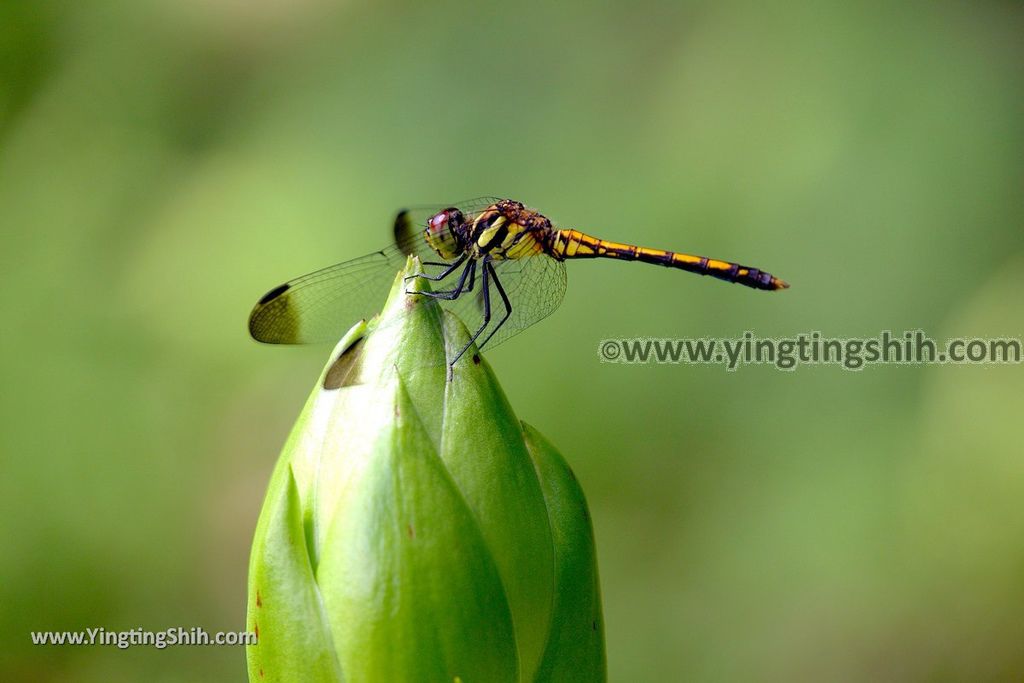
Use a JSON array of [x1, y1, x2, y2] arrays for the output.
[[462, 260, 477, 294], [450, 261, 492, 367], [405, 253, 466, 282], [478, 261, 511, 349], [418, 260, 476, 301]]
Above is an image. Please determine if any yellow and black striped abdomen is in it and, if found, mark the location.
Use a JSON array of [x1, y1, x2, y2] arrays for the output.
[[548, 229, 788, 291]]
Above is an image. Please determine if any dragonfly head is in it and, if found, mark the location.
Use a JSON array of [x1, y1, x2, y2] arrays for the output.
[[424, 207, 466, 260]]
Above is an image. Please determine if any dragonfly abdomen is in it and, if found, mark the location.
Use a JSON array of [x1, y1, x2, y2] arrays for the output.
[[549, 229, 788, 291]]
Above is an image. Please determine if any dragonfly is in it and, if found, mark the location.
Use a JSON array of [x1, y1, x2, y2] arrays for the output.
[[249, 197, 789, 366]]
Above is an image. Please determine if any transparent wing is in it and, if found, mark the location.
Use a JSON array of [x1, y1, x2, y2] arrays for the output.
[[249, 230, 437, 345], [249, 199, 504, 345], [441, 252, 567, 352]]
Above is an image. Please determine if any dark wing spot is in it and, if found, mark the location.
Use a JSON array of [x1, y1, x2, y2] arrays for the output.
[[394, 209, 414, 248], [258, 283, 290, 305]]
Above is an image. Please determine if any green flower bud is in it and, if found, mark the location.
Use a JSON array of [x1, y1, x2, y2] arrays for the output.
[[246, 257, 605, 682]]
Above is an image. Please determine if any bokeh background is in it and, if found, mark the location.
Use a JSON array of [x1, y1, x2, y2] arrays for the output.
[[2, 0, 1023, 680]]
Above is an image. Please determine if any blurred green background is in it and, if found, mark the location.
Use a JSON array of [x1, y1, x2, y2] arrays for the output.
[[2, 0, 1023, 680]]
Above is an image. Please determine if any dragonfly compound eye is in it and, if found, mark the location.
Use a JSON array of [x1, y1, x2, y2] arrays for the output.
[[427, 209, 464, 239], [427, 210, 448, 236], [422, 208, 466, 260]]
